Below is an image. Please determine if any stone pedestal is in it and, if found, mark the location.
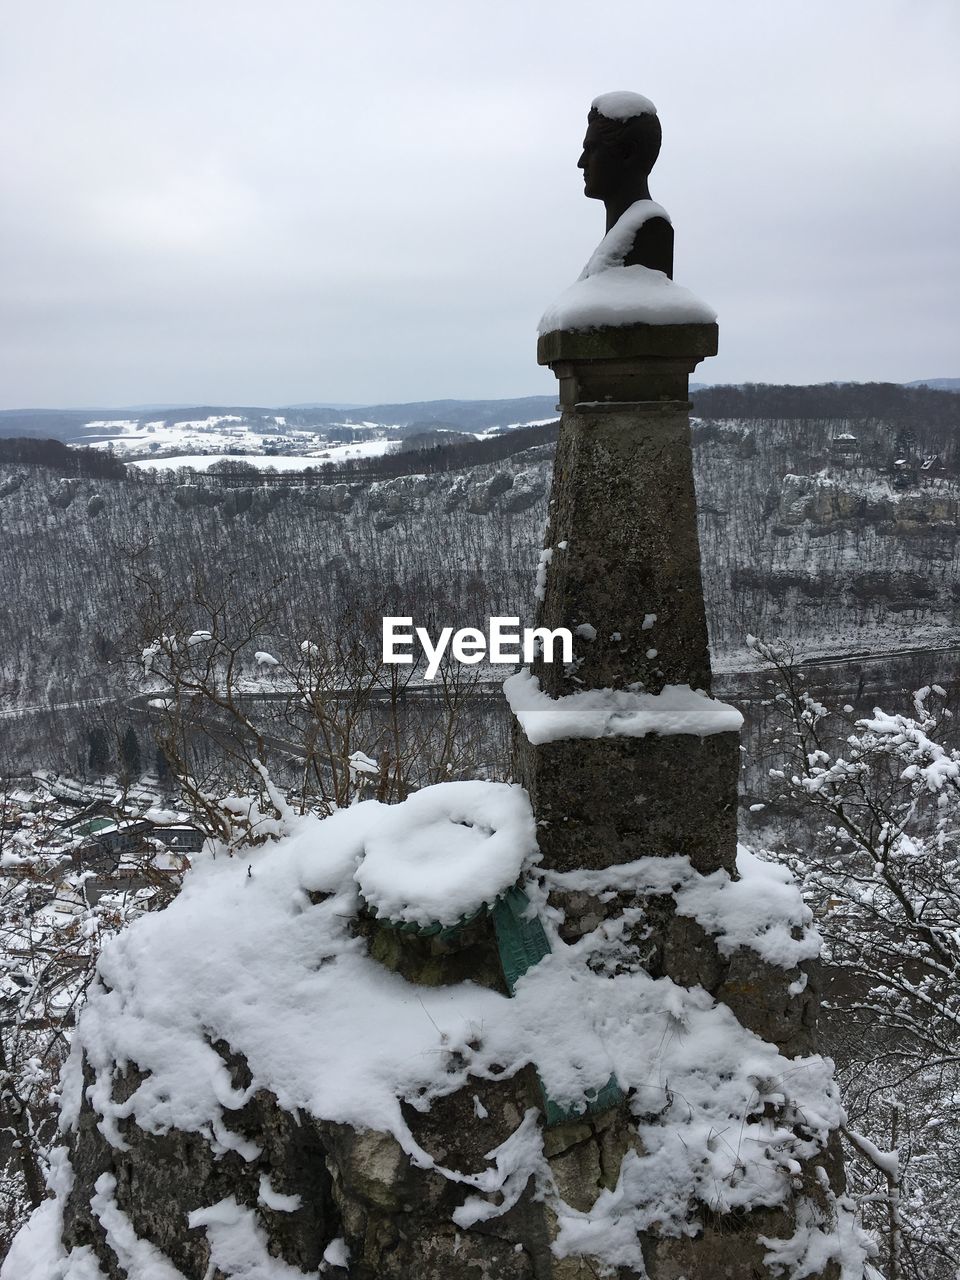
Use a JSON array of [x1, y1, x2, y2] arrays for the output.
[[519, 733, 739, 877], [517, 321, 740, 894], [534, 321, 716, 699], [533, 399, 712, 696]]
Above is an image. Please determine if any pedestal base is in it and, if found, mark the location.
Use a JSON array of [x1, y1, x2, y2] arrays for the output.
[[514, 730, 740, 876]]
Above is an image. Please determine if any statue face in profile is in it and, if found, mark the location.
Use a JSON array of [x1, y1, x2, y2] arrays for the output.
[[578, 119, 623, 202], [578, 108, 662, 211]]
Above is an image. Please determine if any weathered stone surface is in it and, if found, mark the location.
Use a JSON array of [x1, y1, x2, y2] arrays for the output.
[[538, 322, 718, 406], [647, 1207, 841, 1280], [367, 474, 433, 514], [533, 405, 712, 697], [353, 909, 509, 991], [64, 1045, 615, 1280], [715, 946, 820, 1058], [63, 1054, 339, 1279], [502, 468, 547, 512], [301, 482, 355, 513], [403, 1068, 540, 1175], [545, 1106, 635, 1213], [515, 733, 740, 876], [515, 254, 853, 1272]]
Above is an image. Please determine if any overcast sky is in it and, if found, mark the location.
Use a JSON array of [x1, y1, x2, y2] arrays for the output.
[[2, 0, 958, 408]]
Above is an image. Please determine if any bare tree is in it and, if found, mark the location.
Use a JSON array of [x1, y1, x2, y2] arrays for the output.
[[0, 787, 182, 1256], [135, 570, 490, 849], [753, 634, 960, 1280]]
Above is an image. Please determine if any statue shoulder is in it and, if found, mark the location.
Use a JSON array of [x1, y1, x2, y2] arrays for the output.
[[623, 215, 674, 278], [580, 200, 675, 280]]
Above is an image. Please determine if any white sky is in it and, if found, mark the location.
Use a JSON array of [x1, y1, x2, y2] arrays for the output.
[[1, 0, 958, 408]]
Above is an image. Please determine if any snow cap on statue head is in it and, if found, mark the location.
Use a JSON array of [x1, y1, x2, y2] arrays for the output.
[[586, 92, 662, 184], [591, 91, 658, 122]]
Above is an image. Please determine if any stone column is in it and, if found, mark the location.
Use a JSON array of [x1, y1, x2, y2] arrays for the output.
[[515, 320, 742, 883]]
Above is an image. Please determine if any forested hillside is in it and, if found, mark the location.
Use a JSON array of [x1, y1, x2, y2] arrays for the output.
[[1, 383, 958, 774]]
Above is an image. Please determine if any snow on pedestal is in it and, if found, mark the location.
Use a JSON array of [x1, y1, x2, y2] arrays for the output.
[[538, 264, 716, 334], [355, 781, 538, 928], [505, 670, 743, 746]]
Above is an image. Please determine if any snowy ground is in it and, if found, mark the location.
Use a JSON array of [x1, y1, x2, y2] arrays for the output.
[[128, 439, 399, 472], [82, 415, 285, 455], [473, 416, 559, 439]]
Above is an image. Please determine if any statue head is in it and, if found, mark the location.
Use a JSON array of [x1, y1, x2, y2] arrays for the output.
[[578, 91, 662, 207]]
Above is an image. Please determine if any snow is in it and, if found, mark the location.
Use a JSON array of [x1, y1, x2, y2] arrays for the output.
[[472, 416, 559, 441], [760, 1195, 875, 1280], [543, 846, 821, 970], [90, 1175, 185, 1278], [0, 1199, 94, 1280], [845, 1129, 900, 1179], [188, 1198, 314, 1278], [347, 750, 379, 776], [127, 445, 396, 472], [258, 1174, 301, 1213], [504, 670, 743, 745], [538, 199, 716, 335], [538, 263, 717, 335], [81, 415, 275, 458], [354, 781, 538, 926], [592, 90, 657, 120], [533, 546, 552, 602], [52, 815, 811, 1170], [322, 1237, 349, 1268], [452, 1109, 545, 1228]]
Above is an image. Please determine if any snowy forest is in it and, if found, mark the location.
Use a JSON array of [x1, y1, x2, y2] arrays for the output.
[[2, 381, 960, 1277]]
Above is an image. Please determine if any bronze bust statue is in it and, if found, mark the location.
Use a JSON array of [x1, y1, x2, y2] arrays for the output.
[[578, 92, 674, 279]]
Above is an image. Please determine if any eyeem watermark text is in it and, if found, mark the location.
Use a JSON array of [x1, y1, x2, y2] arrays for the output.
[[383, 617, 573, 681]]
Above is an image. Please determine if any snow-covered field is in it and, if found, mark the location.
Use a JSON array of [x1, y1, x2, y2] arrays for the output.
[[78, 412, 557, 464], [82, 415, 275, 455], [79, 414, 401, 462], [474, 416, 559, 440], [128, 439, 399, 472]]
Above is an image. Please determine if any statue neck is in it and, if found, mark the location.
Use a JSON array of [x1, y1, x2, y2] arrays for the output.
[[604, 181, 652, 233]]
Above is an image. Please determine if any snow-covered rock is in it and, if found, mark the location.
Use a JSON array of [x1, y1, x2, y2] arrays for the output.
[[4, 787, 868, 1279]]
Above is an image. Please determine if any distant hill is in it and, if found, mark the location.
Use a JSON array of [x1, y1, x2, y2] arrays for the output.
[[0, 396, 559, 442], [904, 378, 960, 392], [692, 381, 960, 427], [3, 383, 955, 447], [275, 396, 559, 430], [281, 402, 366, 410]]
